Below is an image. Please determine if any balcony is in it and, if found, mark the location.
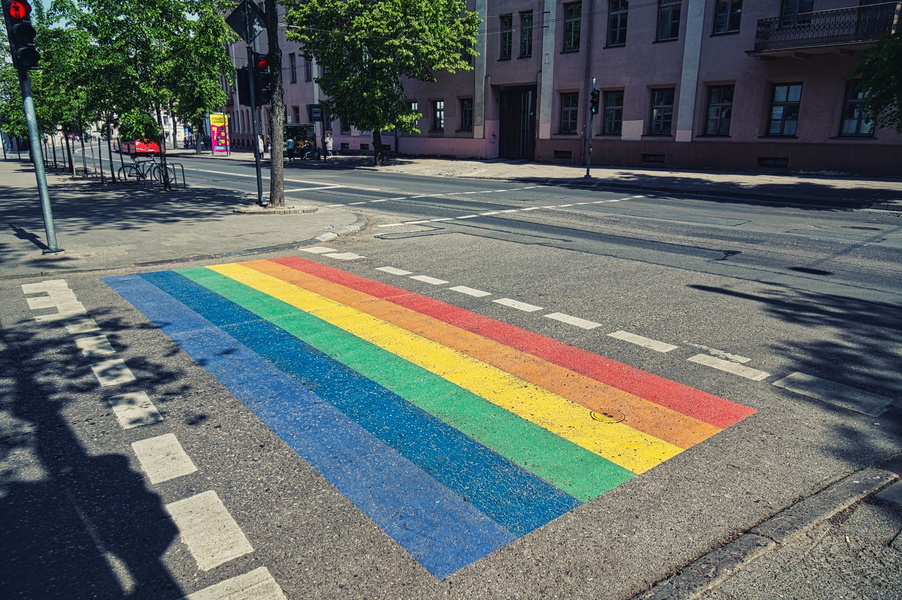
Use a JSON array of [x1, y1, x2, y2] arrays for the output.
[[750, 2, 900, 57]]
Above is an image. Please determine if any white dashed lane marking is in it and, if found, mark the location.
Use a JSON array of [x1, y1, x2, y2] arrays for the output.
[[75, 334, 117, 357], [493, 298, 543, 312], [91, 358, 137, 387], [608, 330, 679, 353], [449, 285, 492, 298], [166, 491, 255, 572], [377, 266, 412, 276], [544, 312, 602, 330], [410, 275, 449, 285], [689, 354, 771, 381], [107, 391, 163, 429], [181, 567, 287, 600], [132, 433, 198, 484], [773, 372, 894, 416]]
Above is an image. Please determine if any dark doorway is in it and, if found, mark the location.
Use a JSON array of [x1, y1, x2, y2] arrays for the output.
[[499, 85, 537, 160]]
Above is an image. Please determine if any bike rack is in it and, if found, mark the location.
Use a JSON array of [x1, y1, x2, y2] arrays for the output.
[[167, 162, 186, 188]]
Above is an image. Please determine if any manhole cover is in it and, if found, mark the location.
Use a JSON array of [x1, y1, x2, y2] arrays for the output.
[[590, 409, 625, 424]]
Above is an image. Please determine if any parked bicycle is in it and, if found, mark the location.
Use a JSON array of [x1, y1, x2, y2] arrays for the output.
[[118, 156, 177, 186]]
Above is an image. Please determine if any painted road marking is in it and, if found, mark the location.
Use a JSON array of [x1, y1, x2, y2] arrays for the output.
[[449, 285, 492, 298], [27, 289, 77, 309], [772, 372, 893, 416], [299, 247, 335, 254], [21, 279, 68, 294], [410, 275, 449, 285], [608, 330, 678, 353], [493, 298, 543, 312], [689, 354, 771, 381], [684, 342, 751, 364], [166, 491, 254, 572], [107, 391, 163, 429], [104, 260, 756, 578], [323, 252, 365, 260], [75, 334, 117, 357], [91, 358, 136, 387], [65, 315, 101, 335], [132, 433, 198, 484], [544, 312, 601, 330], [181, 567, 287, 600], [377, 266, 412, 276]]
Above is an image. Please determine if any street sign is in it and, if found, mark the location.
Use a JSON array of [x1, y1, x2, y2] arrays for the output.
[[308, 104, 323, 123], [225, 0, 265, 45]]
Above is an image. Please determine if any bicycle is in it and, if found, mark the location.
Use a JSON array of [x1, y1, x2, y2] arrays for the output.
[[117, 158, 155, 185]]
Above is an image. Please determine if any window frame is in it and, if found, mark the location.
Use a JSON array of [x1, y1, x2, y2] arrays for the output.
[[432, 100, 445, 131], [656, 0, 682, 42], [649, 88, 675, 136], [602, 90, 624, 134], [520, 11, 534, 58], [839, 80, 875, 137], [289, 52, 298, 84], [563, 2, 582, 53], [560, 92, 580, 134], [607, 0, 629, 47], [304, 55, 313, 82], [712, 0, 742, 35], [767, 83, 802, 137], [460, 98, 474, 131], [704, 84, 734, 136], [500, 14, 513, 60]]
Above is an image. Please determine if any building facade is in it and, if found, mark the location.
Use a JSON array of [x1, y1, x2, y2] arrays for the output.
[[224, 1, 902, 175]]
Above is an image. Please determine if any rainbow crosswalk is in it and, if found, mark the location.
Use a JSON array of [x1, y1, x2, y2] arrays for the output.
[[104, 257, 755, 578]]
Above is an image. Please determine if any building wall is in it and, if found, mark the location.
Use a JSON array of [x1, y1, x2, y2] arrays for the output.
[[223, 0, 902, 175]]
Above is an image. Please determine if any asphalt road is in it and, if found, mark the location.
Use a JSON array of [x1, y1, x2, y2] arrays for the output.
[[2, 156, 901, 599]]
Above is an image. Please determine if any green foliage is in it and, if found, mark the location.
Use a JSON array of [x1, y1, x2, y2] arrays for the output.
[[283, 0, 479, 137], [852, 33, 902, 132]]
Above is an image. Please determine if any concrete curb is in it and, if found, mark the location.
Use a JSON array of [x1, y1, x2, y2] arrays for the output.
[[632, 468, 899, 600]]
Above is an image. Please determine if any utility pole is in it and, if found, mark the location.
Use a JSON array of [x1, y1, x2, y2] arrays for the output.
[[585, 78, 598, 179]]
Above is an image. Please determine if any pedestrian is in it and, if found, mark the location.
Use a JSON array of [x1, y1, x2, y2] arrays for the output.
[[258, 134, 265, 159], [286, 136, 295, 162], [324, 133, 333, 158]]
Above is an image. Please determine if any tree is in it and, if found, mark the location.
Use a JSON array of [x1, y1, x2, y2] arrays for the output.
[[264, 0, 285, 207], [852, 33, 902, 132], [283, 0, 479, 166]]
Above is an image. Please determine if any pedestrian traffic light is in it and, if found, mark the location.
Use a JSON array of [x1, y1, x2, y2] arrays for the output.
[[3, 0, 40, 70], [589, 89, 600, 115], [253, 52, 273, 106]]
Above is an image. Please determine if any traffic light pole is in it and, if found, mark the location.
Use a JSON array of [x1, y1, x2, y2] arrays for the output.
[[19, 69, 61, 253], [247, 44, 264, 206], [585, 78, 596, 179]]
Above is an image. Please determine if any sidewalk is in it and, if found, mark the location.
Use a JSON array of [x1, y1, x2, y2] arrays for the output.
[[170, 148, 902, 211], [0, 158, 363, 279]]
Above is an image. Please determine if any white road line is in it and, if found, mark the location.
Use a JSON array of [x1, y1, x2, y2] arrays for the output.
[[27, 289, 77, 309], [556, 204, 574, 207], [91, 358, 136, 387], [377, 266, 412, 276], [323, 252, 365, 260], [410, 275, 448, 285], [522, 207, 542, 211], [684, 342, 751, 363], [75, 334, 117, 357], [449, 285, 492, 298], [132, 433, 198, 484], [181, 567, 287, 600], [21, 280, 68, 294], [493, 298, 543, 312], [545, 312, 602, 330], [377, 222, 407, 228], [772, 372, 893, 416], [608, 330, 679, 353], [430, 217, 453, 222], [688, 354, 771, 381], [300, 246, 335, 254], [479, 211, 501, 216], [34, 301, 88, 322], [65, 315, 101, 335], [166, 491, 254, 571], [348, 201, 368, 205], [107, 391, 163, 429], [457, 214, 478, 219], [402, 220, 433, 225]]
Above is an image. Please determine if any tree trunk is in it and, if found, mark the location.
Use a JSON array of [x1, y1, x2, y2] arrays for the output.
[[64, 132, 75, 176], [155, 105, 172, 191], [105, 122, 117, 182], [373, 130, 385, 166], [194, 123, 203, 155], [265, 0, 285, 207], [97, 134, 105, 184]]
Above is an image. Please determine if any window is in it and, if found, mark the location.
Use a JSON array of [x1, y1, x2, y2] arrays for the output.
[[432, 100, 445, 131], [520, 11, 534, 58], [289, 53, 297, 84], [780, 0, 814, 26], [304, 55, 312, 82], [656, 0, 682, 41], [649, 88, 675, 135], [840, 81, 875, 136], [705, 85, 734, 135], [713, 0, 742, 34], [460, 98, 474, 131], [768, 83, 802, 136], [340, 118, 350, 135], [607, 0, 628, 47], [563, 2, 582, 52], [293, 106, 301, 124], [602, 91, 624, 134], [500, 15, 513, 60], [560, 93, 579, 134]]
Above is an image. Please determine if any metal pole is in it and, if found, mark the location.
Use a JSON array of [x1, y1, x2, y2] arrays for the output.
[[19, 70, 61, 253], [585, 77, 596, 179], [245, 0, 265, 206]]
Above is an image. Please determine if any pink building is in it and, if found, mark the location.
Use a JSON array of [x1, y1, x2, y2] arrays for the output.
[[225, 1, 902, 176]]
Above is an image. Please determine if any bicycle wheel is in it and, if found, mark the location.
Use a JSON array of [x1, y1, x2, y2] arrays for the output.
[[117, 165, 138, 184]]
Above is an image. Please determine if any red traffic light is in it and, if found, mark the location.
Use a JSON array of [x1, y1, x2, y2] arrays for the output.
[[6, 0, 32, 20], [255, 56, 269, 70]]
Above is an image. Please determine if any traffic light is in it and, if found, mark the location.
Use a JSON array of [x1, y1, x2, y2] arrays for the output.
[[589, 89, 600, 115], [3, 0, 40, 70], [253, 52, 273, 106]]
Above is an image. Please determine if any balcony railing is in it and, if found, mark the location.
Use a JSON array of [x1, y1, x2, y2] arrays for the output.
[[753, 2, 901, 53]]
